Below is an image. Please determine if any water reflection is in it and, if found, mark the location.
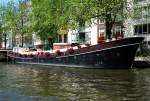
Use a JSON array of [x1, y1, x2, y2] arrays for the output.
[[0, 63, 150, 101]]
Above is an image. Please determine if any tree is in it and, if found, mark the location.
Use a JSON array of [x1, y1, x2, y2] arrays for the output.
[[0, 3, 8, 49], [4, 0, 31, 47], [4, 1, 18, 47], [31, 0, 127, 44], [18, 0, 32, 47], [67, 0, 127, 39], [0, 6, 4, 48], [91, 0, 127, 39], [31, 0, 70, 49], [0, 23, 3, 49]]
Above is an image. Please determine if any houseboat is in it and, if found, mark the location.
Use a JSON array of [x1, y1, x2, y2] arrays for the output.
[[7, 37, 144, 68]]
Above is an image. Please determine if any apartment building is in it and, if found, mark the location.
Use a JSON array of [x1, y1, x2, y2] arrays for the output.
[[67, 19, 102, 46], [125, 0, 150, 47], [52, 19, 99, 50], [54, 16, 125, 50]]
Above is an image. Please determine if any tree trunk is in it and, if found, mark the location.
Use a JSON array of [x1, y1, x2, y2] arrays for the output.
[[49, 39, 53, 50], [78, 19, 85, 43], [21, 14, 24, 47], [12, 33, 15, 48], [21, 32, 24, 47], [4, 33, 7, 49], [105, 14, 114, 39], [48, 37, 53, 50], [0, 34, 2, 49], [79, 19, 85, 32]]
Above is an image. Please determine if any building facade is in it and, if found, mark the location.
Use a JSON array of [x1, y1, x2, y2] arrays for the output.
[[52, 19, 100, 50], [54, 17, 123, 50], [125, 0, 150, 47], [67, 19, 104, 46]]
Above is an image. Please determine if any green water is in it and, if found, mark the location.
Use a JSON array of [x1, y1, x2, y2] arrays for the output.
[[0, 63, 150, 101]]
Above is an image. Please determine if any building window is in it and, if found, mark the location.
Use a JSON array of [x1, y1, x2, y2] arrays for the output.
[[142, 7, 148, 18], [139, 25, 142, 34], [143, 24, 147, 34], [134, 24, 150, 35], [56, 34, 68, 43], [134, 6, 150, 18], [53, 36, 58, 43], [99, 19, 104, 24], [64, 34, 67, 43], [134, 8, 142, 19], [134, 26, 138, 34], [147, 6, 150, 17], [79, 32, 85, 43], [148, 24, 150, 33], [58, 35, 62, 43], [134, 0, 145, 3]]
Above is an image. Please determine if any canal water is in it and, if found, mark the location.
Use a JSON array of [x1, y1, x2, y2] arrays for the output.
[[0, 63, 150, 101]]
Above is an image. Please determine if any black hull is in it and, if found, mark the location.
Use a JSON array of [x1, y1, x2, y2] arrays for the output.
[[8, 37, 144, 68]]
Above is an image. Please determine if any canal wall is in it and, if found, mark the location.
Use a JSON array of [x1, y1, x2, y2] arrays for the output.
[[133, 56, 150, 68], [135, 56, 150, 62]]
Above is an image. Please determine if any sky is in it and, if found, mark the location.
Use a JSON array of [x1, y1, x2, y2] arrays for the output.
[[0, 0, 8, 5], [0, 0, 18, 6]]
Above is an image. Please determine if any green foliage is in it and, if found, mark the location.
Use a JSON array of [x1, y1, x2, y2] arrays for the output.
[[31, 0, 127, 41], [2, 0, 32, 47], [1, 0, 128, 46], [31, 0, 69, 42], [0, 4, 7, 45], [4, 1, 18, 34], [67, 0, 94, 28], [67, 0, 126, 28]]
